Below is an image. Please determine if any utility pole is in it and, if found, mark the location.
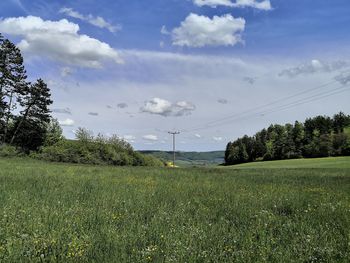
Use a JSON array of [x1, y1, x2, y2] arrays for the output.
[[168, 131, 180, 167]]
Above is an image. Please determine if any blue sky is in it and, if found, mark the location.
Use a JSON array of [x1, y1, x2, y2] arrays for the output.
[[1, 0, 350, 151]]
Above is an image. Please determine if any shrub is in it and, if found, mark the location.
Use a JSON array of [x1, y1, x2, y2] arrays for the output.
[[0, 145, 24, 157], [34, 139, 163, 167]]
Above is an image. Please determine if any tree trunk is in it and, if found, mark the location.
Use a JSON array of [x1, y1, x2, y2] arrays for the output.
[[3, 90, 13, 143]]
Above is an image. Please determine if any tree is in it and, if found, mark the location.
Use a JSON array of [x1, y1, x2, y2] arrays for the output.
[[292, 121, 304, 157], [333, 112, 350, 133], [75, 127, 94, 142], [10, 79, 52, 145], [44, 118, 63, 146], [0, 37, 28, 144]]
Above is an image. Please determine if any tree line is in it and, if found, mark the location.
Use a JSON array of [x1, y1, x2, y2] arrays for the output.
[[0, 33, 162, 166], [225, 112, 350, 165]]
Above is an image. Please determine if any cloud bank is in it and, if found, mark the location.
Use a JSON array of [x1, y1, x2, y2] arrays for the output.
[[0, 16, 123, 68], [279, 60, 348, 78]]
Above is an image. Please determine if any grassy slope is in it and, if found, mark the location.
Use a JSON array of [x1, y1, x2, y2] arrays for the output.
[[0, 158, 350, 262], [228, 156, 350, 169]]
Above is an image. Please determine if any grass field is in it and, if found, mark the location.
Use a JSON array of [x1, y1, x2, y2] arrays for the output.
[[229, 156, 350, 169], [0, 158, 350, 262]]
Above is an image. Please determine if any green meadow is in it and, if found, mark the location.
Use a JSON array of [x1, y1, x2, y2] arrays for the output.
[[1, 157, 350, 262]]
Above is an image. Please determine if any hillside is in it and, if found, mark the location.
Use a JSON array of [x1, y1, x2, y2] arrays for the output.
[[140, 150, 225, 166]]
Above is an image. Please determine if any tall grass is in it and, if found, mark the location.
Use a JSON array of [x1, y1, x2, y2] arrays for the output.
[[0, 158, 349, 262]]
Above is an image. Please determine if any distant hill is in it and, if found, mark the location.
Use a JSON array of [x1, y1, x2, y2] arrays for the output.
[[139, 150, 225, 167]]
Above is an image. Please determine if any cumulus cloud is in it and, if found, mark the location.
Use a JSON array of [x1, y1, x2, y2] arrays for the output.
[[171, 13, 245, 47], [141, 97, 196, 117], [142, 135, 158, 141], [117, 103, 128, 109], [59, 7, 121, 33], [0, 16, 123, 68], [218, 98, 228, 104], [279, 60, 348, 78], [59, 118, 75, 126], [52, 107, 72, 115], [88, 112, 99, 116], [193, 0, 272, 10]]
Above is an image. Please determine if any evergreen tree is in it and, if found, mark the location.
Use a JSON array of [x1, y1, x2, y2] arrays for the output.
[[0, 37, 28, 144], [10, 79, 52, 146]]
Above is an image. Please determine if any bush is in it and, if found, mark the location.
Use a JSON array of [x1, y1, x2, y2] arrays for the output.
[[34, 139, 163, 167], [0, 145, 24, 157]]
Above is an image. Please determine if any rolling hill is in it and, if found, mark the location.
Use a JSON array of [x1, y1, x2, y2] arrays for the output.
[[139, 150, 225, 167]]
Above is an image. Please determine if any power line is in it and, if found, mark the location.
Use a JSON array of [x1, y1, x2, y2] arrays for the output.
[[181, 80, 349, 133], [188, 85, 349, 132]]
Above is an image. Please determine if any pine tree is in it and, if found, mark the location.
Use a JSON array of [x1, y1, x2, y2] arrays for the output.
[[10, 79, 52, 145], [0, 37, 28, 144]]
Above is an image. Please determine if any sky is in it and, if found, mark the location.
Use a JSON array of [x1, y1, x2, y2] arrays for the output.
[[0, 0, 350, 151]]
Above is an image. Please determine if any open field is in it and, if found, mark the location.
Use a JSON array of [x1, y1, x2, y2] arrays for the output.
[[229, 156, 350, 169], [0, 158, 350, 262]]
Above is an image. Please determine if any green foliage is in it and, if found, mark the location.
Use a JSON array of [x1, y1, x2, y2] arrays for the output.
[[0, 144, 24, 157], [0, 158, 350, 262], [225, 112, 350, 165], [43, 119, 63, 146], [34, 132, 163, 167], [0, 34, 53, 151]]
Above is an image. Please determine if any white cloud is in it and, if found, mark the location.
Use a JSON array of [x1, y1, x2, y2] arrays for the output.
[[194, 134, 201, 138], [279, 59, 348, 78], [142, 135, 158, 141], [172, 13, 245, 47], [193, 0, 272, 10], [161, 25, 170, 35], [59, 118, 75, 126], [141, 98, 196, 117], [59, 7, 121, 33], [213, 136, 223, 142], [0, 16, 123, 68]]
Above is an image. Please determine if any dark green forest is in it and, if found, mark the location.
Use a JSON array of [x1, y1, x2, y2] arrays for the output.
[[225, 113, 350, 165]]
